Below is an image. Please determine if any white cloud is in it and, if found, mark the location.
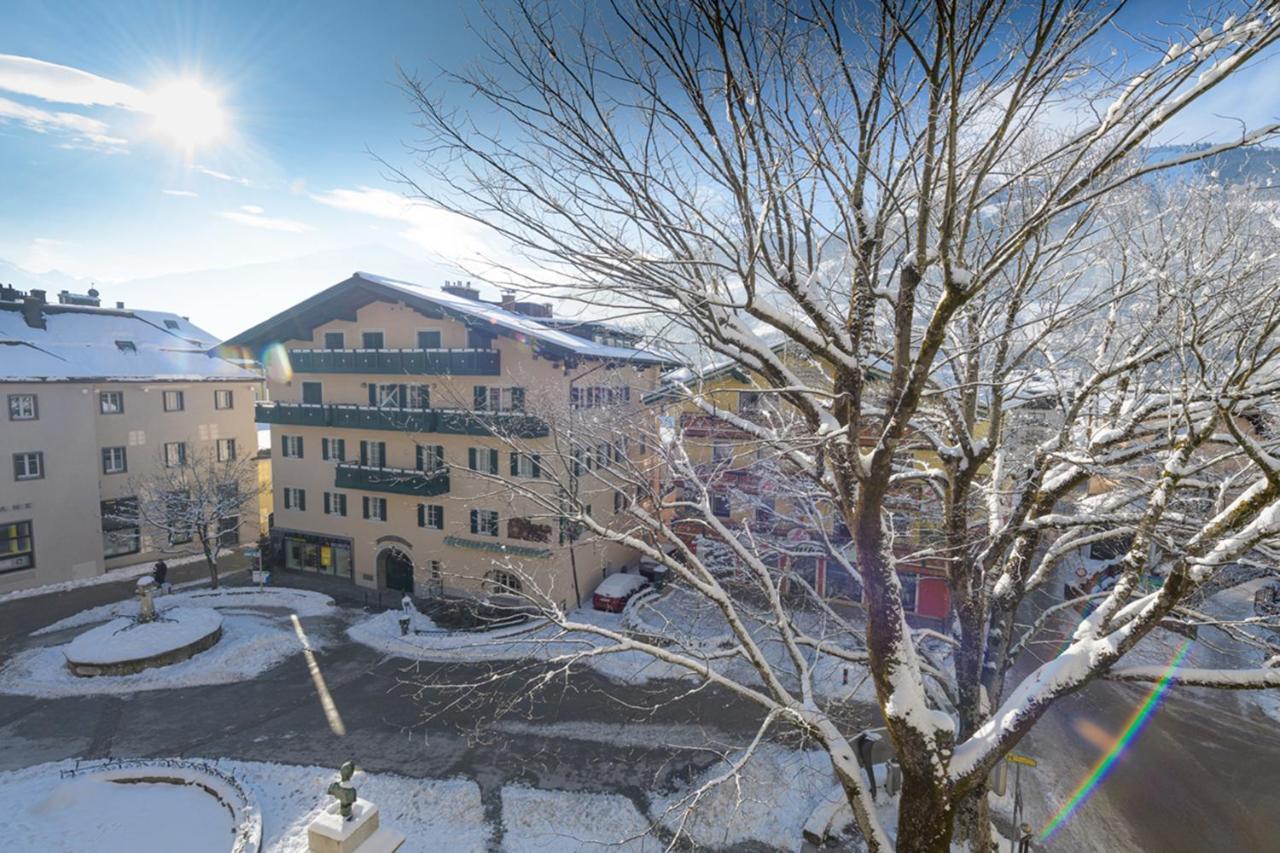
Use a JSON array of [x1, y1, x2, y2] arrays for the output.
[[0, 94, 127, 150], [219, 208, 312, 234], [195, 165, 254, 187], [22, 237, 72, 275], [162, 189, 198, 197], [311, 186, 491, 262], [0, 54, 145, 109]]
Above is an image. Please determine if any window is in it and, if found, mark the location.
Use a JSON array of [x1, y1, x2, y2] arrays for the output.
[[214, 389, 234, 410], [371, 382, 428, 409], [712, 442, 734, 464], [323, 492, 348, 517], [417, 330, 442, 349], [13, 452, 43, 480], [470, 509, 499, 537], [361, 331, 384, 350], [484, 569, 522, 594], [321, 437, 346, 462], [301, 382, 323, 405], [614, 490, 627, 513], [216, 438, 237, 462], [281, 435, 304, 458], [101, 498, 139, 557], [163, 390, 184, 412], [899, 572, 919, 613], [416, 444, 444, 471], [283, 487, 307, 511], [418, 503, 444, 529], [360, 440, 387, 467], [508, 517, 551, 543], [711, 492, 731, 518], [473, 386, 525, 412], [164, 442, 187, 467], [102, 446, 127, 474], [99, 391, 124, 414], [0, 521, 35, 573], [510, 452, 541, 478], [468, 447, 499, 474], [217, 514, 240, 547], [739, 391, 766, 414], [163, 318, 180, 330], [362, 496, 388, 522], [467, 328, 494, 349], [8, 394, 37, 421], [115, 339, 136, 352], [570, 385, 630, 409], [324, 331, 345, 350]]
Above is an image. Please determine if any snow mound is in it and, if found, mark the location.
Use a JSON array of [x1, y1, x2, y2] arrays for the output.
[[0, 612, 319, 697], [64, 607, 222, 666], [501, 786, 658, 852]]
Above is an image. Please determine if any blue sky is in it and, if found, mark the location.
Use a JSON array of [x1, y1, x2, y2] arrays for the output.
[[1, 1, 1278, 337]]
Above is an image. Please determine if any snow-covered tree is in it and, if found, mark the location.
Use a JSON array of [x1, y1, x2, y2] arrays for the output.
[[122, 445, 262, 589], [390, 2, 1280, 849]]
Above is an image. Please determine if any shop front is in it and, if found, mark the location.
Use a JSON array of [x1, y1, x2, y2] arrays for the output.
[[272, 528, 354, 581]]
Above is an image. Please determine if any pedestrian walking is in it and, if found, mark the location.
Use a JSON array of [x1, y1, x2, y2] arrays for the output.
[[153, 560, 169, 593]]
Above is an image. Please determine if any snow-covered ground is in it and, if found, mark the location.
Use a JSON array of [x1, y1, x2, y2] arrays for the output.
[[0, 551, 218, 604], [10, 759, 490, 853], [0, 610, 326, 697], [502, 787, 657, 852]]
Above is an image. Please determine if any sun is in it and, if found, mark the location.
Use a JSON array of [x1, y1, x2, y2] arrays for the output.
[[144, 78, 228, 151]]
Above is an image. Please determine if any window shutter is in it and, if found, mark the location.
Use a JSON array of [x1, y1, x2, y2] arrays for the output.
[[416, 445, 424, 471], [474, 386, 487, 410], [510, 452, 519, 477], [362, 496, 370, 519], [322, 438, 329, 460], [398, 384, 407, 408], [336, 439, 345, 461], [468, 447, 477, 470], [338, 494, 346, 516], [368, 384, 377, 406], [296, 437, 304, 459], [511, 387, 525, 411], [434, 445, 443, 467], [488, 449, 498, 475], [417, 504, 425, 527], [470, 509, 478, 534], [298, 491, 306, 511], [324, 492, 331, 514], [532, 454, 541, 478], [360, 441, 369, 466], [284, 490, 291, 510], [281, 435, 288, 455]]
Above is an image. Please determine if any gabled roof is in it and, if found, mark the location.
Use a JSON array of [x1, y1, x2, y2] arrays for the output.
[[0, 302, 256, 382], [223, 272, 678, 366]]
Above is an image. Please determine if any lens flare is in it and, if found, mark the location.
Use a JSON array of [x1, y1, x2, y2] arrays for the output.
[[261, 342, 293, 383], [1039, 640, 1193, 842]]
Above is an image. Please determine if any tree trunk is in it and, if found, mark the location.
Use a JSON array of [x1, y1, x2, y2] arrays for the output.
[[953, 783, 993, 852], [895, 768, 955, 852]]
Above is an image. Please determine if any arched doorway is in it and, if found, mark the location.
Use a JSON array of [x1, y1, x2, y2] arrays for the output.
[[379, 548, 414, 595]]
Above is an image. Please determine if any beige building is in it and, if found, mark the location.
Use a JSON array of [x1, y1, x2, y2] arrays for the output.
[[0, 285, 261, 594], [224, 273, 671, 608]]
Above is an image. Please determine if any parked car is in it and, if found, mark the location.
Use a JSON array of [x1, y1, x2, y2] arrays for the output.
[[592, 573, 650, 612]]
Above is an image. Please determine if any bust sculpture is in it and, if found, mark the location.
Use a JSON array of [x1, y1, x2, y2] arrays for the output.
[[327, 761, 358, 821]]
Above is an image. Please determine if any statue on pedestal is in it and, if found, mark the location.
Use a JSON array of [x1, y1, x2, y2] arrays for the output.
[[136, 576, 157, 624], [327, 761, 358, 821]]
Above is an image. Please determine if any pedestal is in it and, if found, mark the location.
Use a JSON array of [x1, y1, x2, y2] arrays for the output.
[[307, 801, 405, 853]]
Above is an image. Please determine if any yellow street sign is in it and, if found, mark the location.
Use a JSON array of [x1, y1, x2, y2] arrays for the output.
[[1007, 753, 1038, 767]]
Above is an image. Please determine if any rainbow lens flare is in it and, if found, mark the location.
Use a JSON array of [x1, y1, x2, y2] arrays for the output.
[[261, 342, 293, 383], [1038, 640, 1193, 842]]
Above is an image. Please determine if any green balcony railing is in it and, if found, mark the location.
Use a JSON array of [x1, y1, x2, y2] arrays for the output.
[[256, 402, 548, 438], [335, 463, 451, 497], [288, 347, 501, 376]]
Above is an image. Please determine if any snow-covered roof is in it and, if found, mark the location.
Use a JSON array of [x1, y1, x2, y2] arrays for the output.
[[224, 272, 680, 367], [0, 302, 256, 383]]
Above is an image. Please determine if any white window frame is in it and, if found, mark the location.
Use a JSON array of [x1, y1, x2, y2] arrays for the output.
[[163, 442, 186, 468], [216, 437, 237, 462], [13, 452, 43, 480], [163, 389, 185, 412], [99, 391, 124, 414], [102, 446, 127, 474], [8, 394, 37, 421], [472, 508, 499, 537], [283, 487, 306, 511], [419, 503, 444, 529], [282, 435, 304, 459], [214, 389, 234, 410]]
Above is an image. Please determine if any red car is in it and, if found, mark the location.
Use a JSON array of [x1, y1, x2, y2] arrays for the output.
[[592, 573, 650, 612]]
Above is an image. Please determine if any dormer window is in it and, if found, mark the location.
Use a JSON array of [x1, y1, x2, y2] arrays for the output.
[[163, 319, 180, 330], [115, 340, 136, 352]]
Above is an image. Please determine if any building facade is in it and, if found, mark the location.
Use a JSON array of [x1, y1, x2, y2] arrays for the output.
[[0, 286, 261, 594], [225, 273, 670, 609]]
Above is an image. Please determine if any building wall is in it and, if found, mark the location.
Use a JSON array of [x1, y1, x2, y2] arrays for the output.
[[263, 298, 660, 607], [0, 377, 261, 594]]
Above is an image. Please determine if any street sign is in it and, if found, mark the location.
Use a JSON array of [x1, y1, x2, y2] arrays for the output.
[[1007, 753, 1038, 768]]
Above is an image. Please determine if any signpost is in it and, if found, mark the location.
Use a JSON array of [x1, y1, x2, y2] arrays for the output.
[[1006, 752, 1037, 839]]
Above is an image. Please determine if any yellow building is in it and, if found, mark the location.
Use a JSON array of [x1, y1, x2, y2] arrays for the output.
[[224, 273, 672, 608]]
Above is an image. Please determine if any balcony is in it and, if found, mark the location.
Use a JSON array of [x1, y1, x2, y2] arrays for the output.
[[256, 402, 548, 438], [335, 463, 451, 497], [288, 347, 501, 376]]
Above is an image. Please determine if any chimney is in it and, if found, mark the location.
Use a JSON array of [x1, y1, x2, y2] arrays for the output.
[[21, 293, 46, 330], [116, 301, 126, 310], [500, 290, 517, 310], [442, 280, 482, 301]]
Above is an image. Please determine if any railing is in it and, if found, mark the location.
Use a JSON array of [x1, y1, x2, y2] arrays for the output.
[[288, 347, 500, 376], [335, 463, 451, 497], [255, 402, 548, 438]]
